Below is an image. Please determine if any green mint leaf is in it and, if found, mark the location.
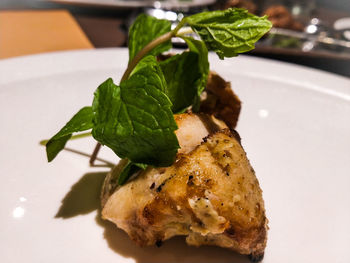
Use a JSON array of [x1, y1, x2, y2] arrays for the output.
[[128, 14, 172, 62], [92, 76, 179, 167], [130, 56, 167, 93], [118, 160, 147, 185], [46, 106, 93, 162], [182, 37, 209, 111], [186, 8, 272, 59], [159, 37, 209, 113], [159, 52, 199, 113]]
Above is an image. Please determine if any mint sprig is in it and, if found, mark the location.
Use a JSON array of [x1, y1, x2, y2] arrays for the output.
[[186, 8, 272, 59], [44, 8, 271, 184], [45, 106, 93, 162]]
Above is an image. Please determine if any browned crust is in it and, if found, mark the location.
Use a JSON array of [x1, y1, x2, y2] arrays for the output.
[[200, 71, 242, 129], [106, 129, 268, 258]]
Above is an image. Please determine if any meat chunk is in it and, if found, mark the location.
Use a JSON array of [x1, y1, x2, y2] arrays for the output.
[[100, 113, 228, 206], [101, 114, 268, 260], [174, 113, 227, 154], [200, 71, 241, 129]]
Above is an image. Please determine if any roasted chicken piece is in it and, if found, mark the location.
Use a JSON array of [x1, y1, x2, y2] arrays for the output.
[[101, 113, 268, 261], [101, 113, 228, 207]]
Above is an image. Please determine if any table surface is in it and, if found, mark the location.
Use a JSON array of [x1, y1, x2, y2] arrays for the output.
[[0, 10, 93, 59]]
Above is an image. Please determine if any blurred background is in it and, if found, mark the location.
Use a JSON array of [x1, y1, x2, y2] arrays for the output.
[[1, 0, 349, 77]]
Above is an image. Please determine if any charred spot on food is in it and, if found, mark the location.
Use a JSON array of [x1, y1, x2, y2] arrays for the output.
[[223, 164, 230, 173], [187, 175, 194, 186], [155, 240, 163, 247], [225, 226, 235, 237], [142, 206, 154, 225], [156, 174, 175, 192], [248, 252, 264, 262], [156, 184, 163, 192], [224, 150, 232, 158], [198, 220, 205, 227]]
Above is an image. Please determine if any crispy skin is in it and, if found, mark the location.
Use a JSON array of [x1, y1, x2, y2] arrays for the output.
[[200, 71, 241, 129], [100, 113, 227, 207], [101, 115, 267, 259]]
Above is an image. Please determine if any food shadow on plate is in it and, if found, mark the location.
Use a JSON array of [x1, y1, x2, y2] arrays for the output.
[[54, 146, 114, 218], [55, 169, 250, 263], [55, 171, 107, 218]]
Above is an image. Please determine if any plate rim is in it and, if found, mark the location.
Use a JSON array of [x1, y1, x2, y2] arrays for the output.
[[1, 48, 349, 100], [47, 0, 216, 9]]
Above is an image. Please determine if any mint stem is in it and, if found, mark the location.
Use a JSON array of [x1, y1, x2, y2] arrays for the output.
[[89, 142, 101, 166], [120, 32, 172, 82], [40, 132, 92, 146], [120, 18, 187, 82]]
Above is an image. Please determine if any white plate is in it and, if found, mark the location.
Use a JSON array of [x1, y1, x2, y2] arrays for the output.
[[0, 48, 350, 263], [48, 0, 216, 9]]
